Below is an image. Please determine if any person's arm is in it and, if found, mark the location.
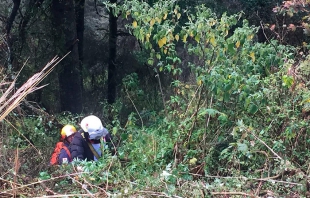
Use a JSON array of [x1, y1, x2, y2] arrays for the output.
[[70, 134, 86, 160], [104, 132, 112, 142]]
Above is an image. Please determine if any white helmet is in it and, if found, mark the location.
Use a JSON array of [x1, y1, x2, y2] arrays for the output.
[[80, 115, 108, 140]]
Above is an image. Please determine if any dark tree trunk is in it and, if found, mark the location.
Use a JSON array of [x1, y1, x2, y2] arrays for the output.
[[6, 0, 20, 35], [75, 0, 85, 103], [5, 0, 21, 72], [107, 0, 117, 104], [75, 0, 85, 64], [52, 0, 83, 113], [19, 0, 45, 57]]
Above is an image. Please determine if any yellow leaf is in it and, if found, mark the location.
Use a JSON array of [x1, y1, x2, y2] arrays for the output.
[[158, 37, 167, 48], [177, 13, 181, 19], [163, 13, 167, 20], [158, 40, 164, 48], [169, 33, 174, 41], [126, 11, 130, 19], [162, 37, 167, 44], [249, 52, 255, 62], [195, 34, 200, 43], [247, 34, 253, 40], [156, 17, 161, 23], [146, 34, 150, 42], [225, 30, 228, 36], [198, 23, 202, 30], [150, 18, 155, 27], [197, 79, 202, 86], [175, 34, 179, 41], [132, 21, 137, 28], [189, 157, 197, 165], [174, 8, 178, 15], [128, 134, 132, 142], [183, 34, 188, 43], [210, 37, 216, 47], [164, 49, 167, 54], [235, 40, 240, 48]]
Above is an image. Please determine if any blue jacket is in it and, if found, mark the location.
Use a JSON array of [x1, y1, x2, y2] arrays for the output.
[[58, 142, 71, 164]]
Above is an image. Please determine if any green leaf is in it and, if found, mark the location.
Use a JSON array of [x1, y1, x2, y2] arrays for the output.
[[223, 92, 230, 102], [198, 108, 220, 117], [224, 83, 232, 91], [121, 133, 128, 140], [148, 58, 154, 65], [218, 114, 228, 122], [237, 143, 248, 153], [248, 104, 258, 114], [228, 43, 235, 53], [282, 75, 294, 87], [156, 53, 161, 60]]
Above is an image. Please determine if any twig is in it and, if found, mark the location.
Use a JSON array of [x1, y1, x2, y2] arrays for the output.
[[137, 190, 171, 197], [211, 191, 258, 197], [13, 145, 19, 198], [4, 118, 41, 155], [33, 194, 95, 198], [203, 94, 213, 154], [186, 85, 204, 144], [124, 87, 144, 128], [184, 84, 201, 115], [0, 177, 21, 186], [40, 182, 58, 196], [249, 130, 283, 160], [155, 73, 167, 115], [184, 173, 302, 186], [68, 175, 95, 197], [105, 156, 114, 192], [0, 172, 88, 195]]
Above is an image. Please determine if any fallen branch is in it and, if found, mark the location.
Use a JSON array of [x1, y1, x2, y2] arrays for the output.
[[33, 194, 95, 198], [211, 191, 258, 197], [0, 172, 87, 195]]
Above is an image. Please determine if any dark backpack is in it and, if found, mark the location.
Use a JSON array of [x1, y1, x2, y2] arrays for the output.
[[49, 142, 71, 165]]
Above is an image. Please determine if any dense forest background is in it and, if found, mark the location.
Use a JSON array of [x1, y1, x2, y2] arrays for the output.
[[1, 0, 310, 197]]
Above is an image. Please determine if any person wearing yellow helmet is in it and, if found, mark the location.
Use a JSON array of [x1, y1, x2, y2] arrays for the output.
[[50, 124, 77, 165]]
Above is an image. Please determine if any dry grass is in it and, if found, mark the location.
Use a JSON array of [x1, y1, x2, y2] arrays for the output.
[[0, 55, 68, 121], [0, 54, 71, 197]]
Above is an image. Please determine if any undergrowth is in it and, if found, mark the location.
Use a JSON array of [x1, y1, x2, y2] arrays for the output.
[[2, 1, 310, 197]]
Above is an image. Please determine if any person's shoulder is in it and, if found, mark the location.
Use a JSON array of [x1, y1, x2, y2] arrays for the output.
[[74, 130, 91, 143], [55, 141, 64, 146]]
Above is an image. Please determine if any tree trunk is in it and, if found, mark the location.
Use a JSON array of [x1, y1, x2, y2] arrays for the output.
[[75, 0, 85, 103], [52, 0, 83, 113], [107, 0, 117, 104], [19, 0, 45, 58], [5, 0, 21, 73], [75, 0, 85, 64]]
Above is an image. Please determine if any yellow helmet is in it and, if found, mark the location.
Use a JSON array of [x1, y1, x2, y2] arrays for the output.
[[61, 125, 77, 139]]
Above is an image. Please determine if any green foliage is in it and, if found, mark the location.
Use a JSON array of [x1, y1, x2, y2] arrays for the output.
[[8, 112, 82, 148], [4, 0, 310, 197]]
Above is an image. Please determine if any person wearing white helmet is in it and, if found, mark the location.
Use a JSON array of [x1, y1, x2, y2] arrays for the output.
[[70, 115, 112, 161]]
